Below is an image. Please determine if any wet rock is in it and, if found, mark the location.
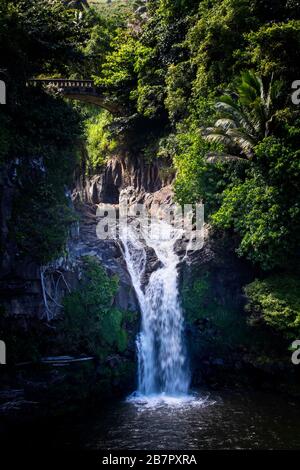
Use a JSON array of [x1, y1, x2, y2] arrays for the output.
[[72, 155, 172, 206], [115, 284, 138, 311], [141, 246, 163, 287]]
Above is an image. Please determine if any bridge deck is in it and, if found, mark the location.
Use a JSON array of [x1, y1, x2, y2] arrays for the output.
[[28, 78, 94, 88], [27, 79, 120, 114]]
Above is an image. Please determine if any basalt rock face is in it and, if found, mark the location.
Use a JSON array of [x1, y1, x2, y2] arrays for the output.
[[0, 155, 171, 321], [0, 158, 147, 320], [73, 155, 174, 206], [71, 156, 175, 301]]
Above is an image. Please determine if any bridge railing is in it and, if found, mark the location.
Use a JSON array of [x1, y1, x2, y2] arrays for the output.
[[27, 79, 94, 89]]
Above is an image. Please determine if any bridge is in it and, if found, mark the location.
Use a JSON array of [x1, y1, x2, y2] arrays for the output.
[[27, 79, 120, 114]]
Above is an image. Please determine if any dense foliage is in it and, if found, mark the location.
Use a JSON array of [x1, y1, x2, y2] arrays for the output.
[[245, 275, 300, 339], [86, 0, 300, 345], [0, 0, 123, 261], [88, 1, 300, 276], [1, 0, 79, 261]]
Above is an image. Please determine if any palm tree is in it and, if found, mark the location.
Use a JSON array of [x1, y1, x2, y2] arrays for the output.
[[203, 71, 282, 163]]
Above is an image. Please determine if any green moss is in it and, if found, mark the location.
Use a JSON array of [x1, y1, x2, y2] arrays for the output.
[[60, 256, 134, 360]]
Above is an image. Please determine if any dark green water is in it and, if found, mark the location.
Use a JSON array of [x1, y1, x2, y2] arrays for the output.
[[3, 389, 300, 450]]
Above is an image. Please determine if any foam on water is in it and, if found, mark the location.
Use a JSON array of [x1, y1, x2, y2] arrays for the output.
[[126, 391, 214, 411]]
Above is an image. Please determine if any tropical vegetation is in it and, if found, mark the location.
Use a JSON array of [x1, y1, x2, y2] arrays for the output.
[[1, 0, 300, 379]]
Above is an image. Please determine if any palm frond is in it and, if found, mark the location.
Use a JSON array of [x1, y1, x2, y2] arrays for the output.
[[205, 152, 248, 164], [203, 71, 281, 163], [227, 128, 256, 153], [214, 118, 237, 130], [216, 101, 256, 136], [240, 70, 262, 97], [204, 132, 233, 147]]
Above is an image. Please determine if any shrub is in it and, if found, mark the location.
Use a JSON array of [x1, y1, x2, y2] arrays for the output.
[[85, 109, 117, 170], [244, 275, 300, 339]]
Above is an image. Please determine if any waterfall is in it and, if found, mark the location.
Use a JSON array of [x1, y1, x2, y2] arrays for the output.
[[120, 218, 190, 397]]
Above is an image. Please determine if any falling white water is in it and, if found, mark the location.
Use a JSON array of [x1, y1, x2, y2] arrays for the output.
[[120, 217, 190, 397]]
